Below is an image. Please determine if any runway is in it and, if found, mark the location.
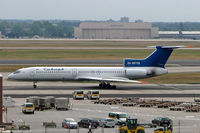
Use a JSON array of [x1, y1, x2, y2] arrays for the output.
[[3, 84, 200, 90], [3, 84, 200, 98], [0, 59, 199, 66]]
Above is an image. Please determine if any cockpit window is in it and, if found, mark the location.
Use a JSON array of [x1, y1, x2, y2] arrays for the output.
[[13, 70, 21, 74]]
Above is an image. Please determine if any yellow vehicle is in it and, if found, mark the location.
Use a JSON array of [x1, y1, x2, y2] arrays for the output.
[[154, 127, 172, 133], [87, 90, 100, 100], [73, 90, 84, 100], [22, 103, 34, 114], [119, 118, 145, 133], [154, 124, 173, 133]]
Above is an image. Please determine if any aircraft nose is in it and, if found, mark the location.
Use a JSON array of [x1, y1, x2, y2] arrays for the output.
[[7, 73, 14, 80]]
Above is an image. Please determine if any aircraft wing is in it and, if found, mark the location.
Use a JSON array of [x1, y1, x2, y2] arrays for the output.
[[76, 76, 147, 84]]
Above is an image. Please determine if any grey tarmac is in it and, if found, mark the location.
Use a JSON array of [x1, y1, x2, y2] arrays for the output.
[[7, 98, 200, 133], [3, 84, 200, 98]]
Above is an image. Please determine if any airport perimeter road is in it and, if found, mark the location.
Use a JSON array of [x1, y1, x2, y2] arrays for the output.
[[0, 59, 199, 66]]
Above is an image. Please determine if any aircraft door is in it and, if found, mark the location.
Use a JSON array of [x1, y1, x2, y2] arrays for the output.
[[72, 68, 78, 77], [125, 69, 127, 76], [96, 70, 100, 75], [29, 69, 35, 79]]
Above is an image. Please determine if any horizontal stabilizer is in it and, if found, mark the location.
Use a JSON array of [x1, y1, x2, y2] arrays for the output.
[[148, 45, 191, 49]]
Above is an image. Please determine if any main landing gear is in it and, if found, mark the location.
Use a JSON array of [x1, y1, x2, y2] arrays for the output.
[[33, 81, 37, 88], [99, 82, 116, 89]]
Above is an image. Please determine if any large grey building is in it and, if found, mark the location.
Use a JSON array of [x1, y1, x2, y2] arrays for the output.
[[74, 22, 158, 39], [159, 31, 200, 39]]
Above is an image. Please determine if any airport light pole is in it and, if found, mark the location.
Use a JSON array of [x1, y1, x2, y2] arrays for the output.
[[0, 74, 3, 125], [68, 123, 71, 133]]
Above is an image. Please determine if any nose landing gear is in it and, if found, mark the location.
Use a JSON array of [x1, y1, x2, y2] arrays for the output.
[[33, 81, 37, 88]]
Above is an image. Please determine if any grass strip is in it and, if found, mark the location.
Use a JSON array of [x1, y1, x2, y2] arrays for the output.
[[0, 49, 199, 60]]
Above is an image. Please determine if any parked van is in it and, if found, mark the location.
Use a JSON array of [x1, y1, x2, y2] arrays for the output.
[[87, 90, 100, 100], [73, 90, 84, 100], [22, 103, 34, 114], [108, 112, 129, 125]]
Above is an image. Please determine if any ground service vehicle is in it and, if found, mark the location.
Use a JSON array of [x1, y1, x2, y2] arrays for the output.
[[99, 118, 115, 128], [87, 90, 100, 100], [55, 98, 70, 110], [26, 96, 40, 110], [22, 103, 34, 114], [154, 119, 173, 133], [18, 125, 30, 130], [154, 127, 172, 133], [73, 90, 84, 100], [108, 112, 128, 125], [62, 118, 78, 129], [119, 118, 145, 133], [43, 121, 57, 128], [152, 117, 172, 126], [78, 118, 99, 128]]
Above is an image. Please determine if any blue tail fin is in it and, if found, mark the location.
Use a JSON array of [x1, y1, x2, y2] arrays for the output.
[[124, 46, 184, 68]]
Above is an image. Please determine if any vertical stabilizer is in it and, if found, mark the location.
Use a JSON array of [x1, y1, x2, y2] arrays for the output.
[[124, 46, 186, 68]]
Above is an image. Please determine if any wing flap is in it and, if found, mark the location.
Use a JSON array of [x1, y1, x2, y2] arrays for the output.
[[76, 76, 146, 84]]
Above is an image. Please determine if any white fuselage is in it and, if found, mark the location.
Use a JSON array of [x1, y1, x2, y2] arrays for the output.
[[8, 67, 168, 81]]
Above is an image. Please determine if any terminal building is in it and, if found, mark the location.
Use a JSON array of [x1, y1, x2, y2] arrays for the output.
[[159, 31, 200, 39], [74, 22, 159, 39]]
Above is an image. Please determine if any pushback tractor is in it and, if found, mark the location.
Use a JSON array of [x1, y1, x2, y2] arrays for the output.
[[119, 118, 145, 133]]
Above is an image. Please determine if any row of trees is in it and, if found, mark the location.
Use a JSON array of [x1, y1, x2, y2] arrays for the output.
[[153, 22, 200, 31], [0, 20, 80, 38], [0, 20, 200, 38]]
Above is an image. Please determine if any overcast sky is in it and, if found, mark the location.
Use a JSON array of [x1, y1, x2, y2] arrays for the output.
[[0, 0, 199, 22]]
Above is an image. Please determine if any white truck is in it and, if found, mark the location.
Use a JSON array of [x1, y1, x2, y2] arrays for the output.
[[3, 97, 15, 107], [108, 112, 129, 125], [55, 98, 70, 110]]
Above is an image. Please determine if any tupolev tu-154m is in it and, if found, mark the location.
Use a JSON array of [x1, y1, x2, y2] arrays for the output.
[[8, 46, 190, 89]]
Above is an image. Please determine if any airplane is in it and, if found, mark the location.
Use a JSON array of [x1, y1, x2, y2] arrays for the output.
[[7, 46, 188, 89]]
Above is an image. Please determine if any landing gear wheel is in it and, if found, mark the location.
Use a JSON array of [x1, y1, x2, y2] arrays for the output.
[[99, 83, 103, 88], [112, 85, 116, 89], [137, 129, 145, 133], [99, 82, 116, 89], [33, 81, 37, 88], [105, 83, 111, 89], [33, 84, 37, 88]]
